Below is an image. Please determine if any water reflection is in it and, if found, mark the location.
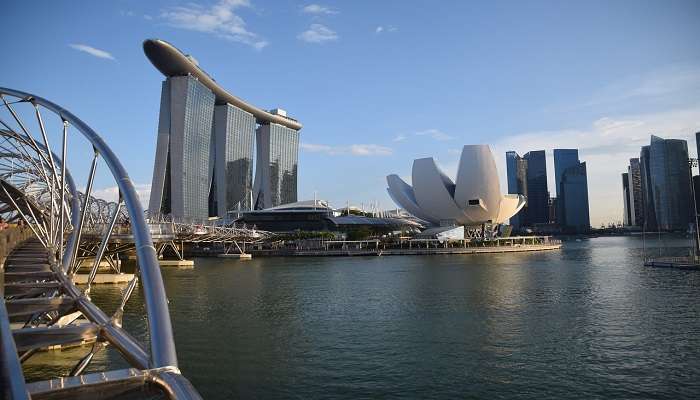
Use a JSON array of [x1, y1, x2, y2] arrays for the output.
[[22, 236, 700, 399]]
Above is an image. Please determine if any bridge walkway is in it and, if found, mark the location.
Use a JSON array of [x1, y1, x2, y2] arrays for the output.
[[0, 87, 201, 399], [2, 238, 201, 399]]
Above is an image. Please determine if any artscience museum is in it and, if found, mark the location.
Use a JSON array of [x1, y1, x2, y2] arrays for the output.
[[386, 145, 526, 227]]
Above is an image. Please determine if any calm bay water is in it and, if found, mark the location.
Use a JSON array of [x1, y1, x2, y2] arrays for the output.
[[25, 236, 700, 399]]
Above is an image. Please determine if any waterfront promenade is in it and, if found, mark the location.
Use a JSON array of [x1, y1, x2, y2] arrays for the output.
[[241, 236, 561, 257], [250, 241, 561, 257]]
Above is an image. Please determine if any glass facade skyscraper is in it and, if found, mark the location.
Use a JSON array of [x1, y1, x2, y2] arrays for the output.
[[696, 132, 700, 164], [553, 149, 580, 226], [149, 80, 300, 219], [507, 148, 589, 232], [506, 151, 528, 228], [145, 40, 302, 220], [627, 158, 644, 227], [523, 150, 549, 226], [639, 145, 657, 230], [253, 123, 300, 209], [553, 149, 590, 232], [149, 75, 215, 220], [211, 104, 256, 217], [505, 150, 548, 228], [648, 135, 692, 231], [622, 172, 631, 226], [553, 149, 579, 197], [559, 162, 590, 232]]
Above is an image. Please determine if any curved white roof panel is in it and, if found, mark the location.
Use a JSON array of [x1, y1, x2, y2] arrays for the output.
[[143, 39, 302, 131], [387, 145, 526, 226], [386, 174, 436, 223], [266, 199, 330, 211], [497, 194, 527, 223], [412, 158, 474, 225], [454, 144, 502, 222]]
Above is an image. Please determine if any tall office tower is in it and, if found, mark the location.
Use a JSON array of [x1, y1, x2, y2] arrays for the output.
[[553, 149, 579, 197], [210, 104, 256, 217], [548, 197, 558, 224], [523, 150, 549, 225], [694, 132, 700, 219], [694, 176, 700, 215], [622, 172, 631, 226], [649, 135, 692, 231], [639, 145, 657, 230], [149, 75, 215, 220], [627, 158, 644, 227], [505, 151, 528, 228], [559, 162, 590, 232], [253, 120, 300, 209], [553, 149, 580, 224]]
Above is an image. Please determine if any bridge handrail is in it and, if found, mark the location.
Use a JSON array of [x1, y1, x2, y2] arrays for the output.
[[0, 88, 178, 370]]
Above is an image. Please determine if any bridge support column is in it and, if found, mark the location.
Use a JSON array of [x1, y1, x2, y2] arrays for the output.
[[154, 241, 194, 267], [218, 240, 252, 260]]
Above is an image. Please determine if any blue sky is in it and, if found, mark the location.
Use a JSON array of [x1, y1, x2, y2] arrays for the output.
[[3, 0, 700, 226]]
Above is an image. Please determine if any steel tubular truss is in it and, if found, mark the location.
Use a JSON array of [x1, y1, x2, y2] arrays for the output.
[[0, 88, 201, 399], [162, 216, 271, 244]]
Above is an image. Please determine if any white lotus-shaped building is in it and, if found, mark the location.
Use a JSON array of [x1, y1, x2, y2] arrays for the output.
[[387, 145, 526, 226]]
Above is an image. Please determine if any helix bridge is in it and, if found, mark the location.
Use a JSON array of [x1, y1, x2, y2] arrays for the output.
[[0, 87, 264, 399]]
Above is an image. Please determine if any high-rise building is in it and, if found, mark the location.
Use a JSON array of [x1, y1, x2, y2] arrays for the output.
[[253, 121, 300, 210], [523, 150, 549, 225], [143, 39, 302, 220], [694, 176, 700, 217], [149, 75, 216, 219], [648, 135, 692, 231], [505, 151, 528, 228], [627, 158, 644, 227], [548, 197, 558, 224], [554, 149, 580, 225], [211, 104, 256, 217], [622, 172, 631, 226], [553, 149, 579, 197], [639, 145, 657, 230], [559, 161, 590, 232]]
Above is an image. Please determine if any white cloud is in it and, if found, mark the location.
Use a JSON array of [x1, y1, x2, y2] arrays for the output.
[[92, 183, 151, 208], [491, 105, 700, 227], [300, 143, 333, 152], [593, 66, 700, 105], [302, 4, 338, 15], [545, 64, 700, 114], [393, 129, 454, 143], [160, 0, 268, 50], [298, 24, 338, 43], [301, 142, 392, 156], [68, 44, 115, 60], [375, 25, 397, 34], [350, 144, 393, 156], [414, 129, 454, 141]]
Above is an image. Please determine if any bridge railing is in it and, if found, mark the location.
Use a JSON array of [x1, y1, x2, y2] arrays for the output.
[[82, 222, 177, 241], [0, 87, 201, 399]]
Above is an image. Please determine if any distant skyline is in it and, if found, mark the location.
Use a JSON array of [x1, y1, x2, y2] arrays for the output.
[[3, 0, 700, 226]]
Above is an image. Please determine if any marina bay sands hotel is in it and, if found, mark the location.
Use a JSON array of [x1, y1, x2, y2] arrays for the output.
[[143, 39, 302, 220]]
